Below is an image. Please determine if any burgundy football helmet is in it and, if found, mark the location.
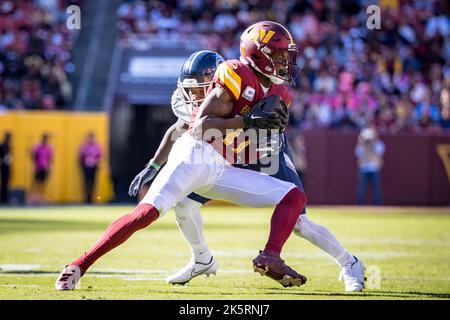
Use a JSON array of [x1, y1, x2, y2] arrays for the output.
[[240, 21, 298, 85]]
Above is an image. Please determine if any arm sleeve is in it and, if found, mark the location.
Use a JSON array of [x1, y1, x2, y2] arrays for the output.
[[171, 89, 192, 124]]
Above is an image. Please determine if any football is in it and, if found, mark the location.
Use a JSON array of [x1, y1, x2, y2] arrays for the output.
[[260, 94, 281, 113]]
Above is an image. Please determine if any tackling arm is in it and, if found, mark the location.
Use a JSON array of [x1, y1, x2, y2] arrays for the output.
[[152, 118, 188, 166], [128, 118, 188, 197]]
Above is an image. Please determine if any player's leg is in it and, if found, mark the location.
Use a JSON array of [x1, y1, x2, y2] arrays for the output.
[[56, 136, 220, 290], [56, 178, 195, 290], [200, 165, 307, 287], [167, 194, 218, 284], [280, 151, 365, 291], [278, 152, 355, 265], [174, 194, 212, 264], [56, 203, 160, 289], [72, 160, 186, 274], [294, 214, 356, 267], [294, 214, 364, 291], [203, 166, 306, 255]]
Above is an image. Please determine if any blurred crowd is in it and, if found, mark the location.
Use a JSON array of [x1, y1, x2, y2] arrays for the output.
[[0, 0, 80, 111], [117, 0, 450, 133], [0, 0, 449, 133]]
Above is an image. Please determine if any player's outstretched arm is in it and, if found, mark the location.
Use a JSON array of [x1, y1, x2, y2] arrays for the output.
[[152, 118, 188, 166], [128, 118, 187, 197]]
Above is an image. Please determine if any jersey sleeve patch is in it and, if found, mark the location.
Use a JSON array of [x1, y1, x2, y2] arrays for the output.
[[215, 62, 242, 100]]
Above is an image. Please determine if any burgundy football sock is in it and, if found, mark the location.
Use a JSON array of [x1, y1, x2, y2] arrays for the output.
[[71, 204, 159, 275], [264, 188, 306, 255]]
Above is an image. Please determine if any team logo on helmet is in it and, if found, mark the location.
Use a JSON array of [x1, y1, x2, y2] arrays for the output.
[[251, 29, 276, 46], [240, 21, 298, 85]]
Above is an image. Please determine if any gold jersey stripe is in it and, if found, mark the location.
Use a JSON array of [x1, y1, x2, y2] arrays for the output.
[[217, 64, 241, 99]]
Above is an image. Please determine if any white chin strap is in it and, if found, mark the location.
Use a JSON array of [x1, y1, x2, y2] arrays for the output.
[[269, 75, 284, 85]]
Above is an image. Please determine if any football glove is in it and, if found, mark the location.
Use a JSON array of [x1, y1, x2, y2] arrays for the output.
[[128, 161, 160, 197], [243, 101, 282, 130]]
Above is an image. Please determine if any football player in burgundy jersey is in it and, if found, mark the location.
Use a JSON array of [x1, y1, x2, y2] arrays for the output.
[[132, 23, 364, 291], [55, 22, 311, 290], [57, 22, 363, 291]]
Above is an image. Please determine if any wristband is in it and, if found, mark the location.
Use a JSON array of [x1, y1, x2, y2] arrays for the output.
[[148, 160, 161, 170]]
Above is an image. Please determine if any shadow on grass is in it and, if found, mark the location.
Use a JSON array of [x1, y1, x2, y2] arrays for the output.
[[3, 270, 448, 300], [262, 290, 450, 299], [251, 285, 450, 299], [142, 287, 450, 299]]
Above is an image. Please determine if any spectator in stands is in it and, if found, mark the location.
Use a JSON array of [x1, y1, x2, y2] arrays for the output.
[[0, 132, 12, 204], [114, 0, 449, 133], [413, 91, 441, 128], [29, 133, 53, 205], [439, 78, 450, 129], [79, 132, 102, 203], [0, 0, 75, 111], [355, 127, 385, 205], [440, 107, 450, 129]]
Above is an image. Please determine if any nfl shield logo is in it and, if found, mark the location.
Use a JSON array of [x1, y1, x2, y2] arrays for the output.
[[242, 86, 255, 101]]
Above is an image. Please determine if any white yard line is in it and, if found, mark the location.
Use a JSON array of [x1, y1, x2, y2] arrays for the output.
[[0, 264, 43, 271]]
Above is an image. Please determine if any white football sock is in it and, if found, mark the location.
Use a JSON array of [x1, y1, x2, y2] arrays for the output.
[[174, 197, 212, 264], [293, 214, 356, 267]]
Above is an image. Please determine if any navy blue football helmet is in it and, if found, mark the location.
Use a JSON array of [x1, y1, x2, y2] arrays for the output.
[[178, 50, 225, 107]]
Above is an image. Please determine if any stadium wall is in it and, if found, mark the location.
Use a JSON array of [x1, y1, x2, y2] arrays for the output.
[[0, 111, 114, 204], [299, 129, 450, 206]]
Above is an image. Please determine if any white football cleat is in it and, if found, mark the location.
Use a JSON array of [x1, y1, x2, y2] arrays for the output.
[[55, 265, 81, 291], [166, 257, 218, 285], [338, 256, 365, 292]]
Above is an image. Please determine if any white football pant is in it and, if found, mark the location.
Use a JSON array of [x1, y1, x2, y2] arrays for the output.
[[140, 133, 296, 214]]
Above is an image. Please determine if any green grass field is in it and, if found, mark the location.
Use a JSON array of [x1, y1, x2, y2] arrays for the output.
[[0, 205, 449, 300]]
